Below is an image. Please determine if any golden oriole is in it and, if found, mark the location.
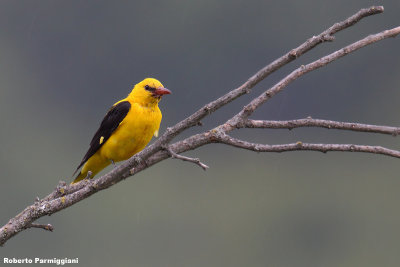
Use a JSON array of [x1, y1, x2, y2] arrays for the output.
[[72, 78, 171, 183]]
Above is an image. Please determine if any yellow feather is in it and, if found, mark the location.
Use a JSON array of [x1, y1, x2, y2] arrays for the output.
[[73, 78, 169, 183]]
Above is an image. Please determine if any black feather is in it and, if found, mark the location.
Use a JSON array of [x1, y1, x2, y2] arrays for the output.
[[73, 101, 131, 175]]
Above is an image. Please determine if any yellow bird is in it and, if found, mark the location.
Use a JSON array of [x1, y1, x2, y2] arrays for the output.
[[72, 78, 171, 183]]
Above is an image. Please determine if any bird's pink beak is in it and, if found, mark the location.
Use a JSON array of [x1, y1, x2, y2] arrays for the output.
[[153, 87, 172, 96]]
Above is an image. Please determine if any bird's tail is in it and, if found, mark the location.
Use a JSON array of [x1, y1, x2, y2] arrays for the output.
[[72, 171, 90, 184], [71, 154, 110, 184]]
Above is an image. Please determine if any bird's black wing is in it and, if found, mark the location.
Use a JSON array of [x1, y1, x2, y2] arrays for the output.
[[73, 101, 131, 174]]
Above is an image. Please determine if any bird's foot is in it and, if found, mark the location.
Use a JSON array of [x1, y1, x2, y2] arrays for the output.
[[110, 159, 117, 168], [84, 171, 93, 180]]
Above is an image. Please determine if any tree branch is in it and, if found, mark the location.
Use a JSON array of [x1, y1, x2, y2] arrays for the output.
[[215, 133, 400, 158], [1, 6, 398, 247], [25, 223, 54, 232], [163, 145, 209, 170], [226, 26, 400, 124], [243, 118, 400, 136]]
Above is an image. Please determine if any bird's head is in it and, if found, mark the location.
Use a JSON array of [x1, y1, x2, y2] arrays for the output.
[[129, 78, 171, 106]]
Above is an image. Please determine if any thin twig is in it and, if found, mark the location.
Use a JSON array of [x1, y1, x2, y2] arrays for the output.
[[164, 145, 209, 170], [25, 223, 54, 232]]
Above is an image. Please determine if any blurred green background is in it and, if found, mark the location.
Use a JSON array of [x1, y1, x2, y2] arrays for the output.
[[1, 0, 400, 266]]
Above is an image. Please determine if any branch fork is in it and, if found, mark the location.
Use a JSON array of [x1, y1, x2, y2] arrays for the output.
[[163, 145, 209, 170]]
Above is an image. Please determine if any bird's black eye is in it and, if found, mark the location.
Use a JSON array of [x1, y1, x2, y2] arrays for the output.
[[144, 85, 156, 92]]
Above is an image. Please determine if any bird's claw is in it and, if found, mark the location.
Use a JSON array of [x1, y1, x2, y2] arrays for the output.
[[110, 159, 117, 168]]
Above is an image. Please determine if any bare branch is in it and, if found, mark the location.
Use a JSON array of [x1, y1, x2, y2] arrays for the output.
[[243, 118, 400, 136], [164, 145, 209, 170], [26, 223, 54, 232], [216, 133, 400, 159], [153, 6, 386, 142], [0, 6, 397, 247]]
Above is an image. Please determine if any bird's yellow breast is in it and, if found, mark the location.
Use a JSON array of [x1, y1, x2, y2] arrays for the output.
[[99, 101, 162, 162]]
